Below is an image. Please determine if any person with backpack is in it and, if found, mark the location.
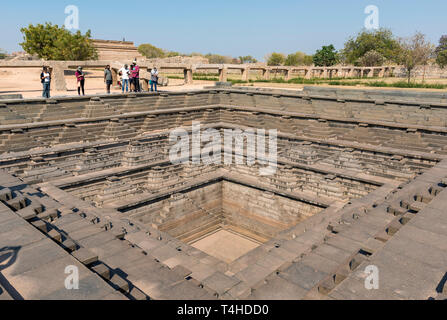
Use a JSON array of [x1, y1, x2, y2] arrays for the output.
[[150, 67, 159, 92], [75, 66, 85, 96], [119, 64, 130, 93], [40, 67, 51, 98], [104, 65, 113, 94]]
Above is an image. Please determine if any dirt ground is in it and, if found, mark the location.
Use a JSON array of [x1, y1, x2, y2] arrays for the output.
[[1, 67, 447, 99], [0, 68, 213, 98]]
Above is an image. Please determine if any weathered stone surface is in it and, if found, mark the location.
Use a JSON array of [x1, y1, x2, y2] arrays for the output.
[[72, 248, 98, 266], [1, 86, 447, 300]]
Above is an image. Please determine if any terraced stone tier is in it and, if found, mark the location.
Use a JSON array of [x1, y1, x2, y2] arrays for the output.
[[1, 86, 447, 300]]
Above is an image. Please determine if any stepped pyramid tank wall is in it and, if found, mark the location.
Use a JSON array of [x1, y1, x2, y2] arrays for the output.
[[1, 87, 447, 300]]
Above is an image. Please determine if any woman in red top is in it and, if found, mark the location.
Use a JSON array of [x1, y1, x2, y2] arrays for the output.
[[75, 66, 85, 96]]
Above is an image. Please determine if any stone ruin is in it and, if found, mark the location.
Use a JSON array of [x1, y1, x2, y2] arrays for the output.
[[92, 39, 144, 61], [0, 86, 446, 300]]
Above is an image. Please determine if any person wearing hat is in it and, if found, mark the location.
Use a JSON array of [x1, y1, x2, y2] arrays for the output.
[[40, 67, 51, 99], [75, 67, 85, 96], [150, 67, 159, 92], [130, 60, 140, 92], [104, 65, 113, 94]]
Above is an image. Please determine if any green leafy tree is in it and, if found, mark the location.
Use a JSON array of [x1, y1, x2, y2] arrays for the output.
[[435, 35, 447, 69], [285, 51, 313, 66], [205, 54, 233, 64], [342, 29, 401, 66], [165, 51, 182, 57], [189, 52, 204, 57], [20, 23, 97, 60], [0, 49, 7, 59], [397, 32, 434, 83], [303, 55, 314, 66], [313, 45, 338, 67], [357, 50, 385, 67], [266, 53, 285, 66], [53, 30, 97, 60], [138, 43, 166, 59], [239, 55, 258, 64]]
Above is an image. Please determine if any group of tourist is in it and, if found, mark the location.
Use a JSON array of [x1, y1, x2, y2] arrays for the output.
[[116, 61, 141, 93], [40, 60, 160, 98]]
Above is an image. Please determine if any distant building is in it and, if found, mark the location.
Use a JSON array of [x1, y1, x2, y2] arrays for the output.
[[92, 39, 144, 61]]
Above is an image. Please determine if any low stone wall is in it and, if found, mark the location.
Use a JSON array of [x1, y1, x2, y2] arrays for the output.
[[393, 65, 447, 79], [302, 86, 447, 103]]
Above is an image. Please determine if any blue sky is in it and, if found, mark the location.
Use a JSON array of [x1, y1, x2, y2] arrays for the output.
[[1, 0, 446, 60]]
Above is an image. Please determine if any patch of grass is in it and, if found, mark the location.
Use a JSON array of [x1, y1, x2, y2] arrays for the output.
[[193, 76, 219, 81], [228, 79, 249, 85], [194, 73, 220, 77], [166, 75, 184, 80], [326, 80, 447, 89], [364, 81, 447, 89]]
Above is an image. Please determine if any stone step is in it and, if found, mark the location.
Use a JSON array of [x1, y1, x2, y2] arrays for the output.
[[0, 285, 13, 300], [179, 222, 222, 245]]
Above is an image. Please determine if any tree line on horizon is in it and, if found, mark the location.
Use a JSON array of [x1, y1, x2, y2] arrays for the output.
[[263, 29, 446, 83], [16, 23, 447, 83], [137, 43, 259, 65]]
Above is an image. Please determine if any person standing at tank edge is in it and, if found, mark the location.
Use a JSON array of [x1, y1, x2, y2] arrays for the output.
[[119, 64, 130, 93], [104, 65, 113, 94], [40, 67, 51, 98], [151, 67, 159, 92], [130, 60, 140, 92], [75, 66, 85, 96]]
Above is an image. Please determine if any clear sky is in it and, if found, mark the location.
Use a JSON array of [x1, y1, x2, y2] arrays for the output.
[[1, 0, 446, 60]]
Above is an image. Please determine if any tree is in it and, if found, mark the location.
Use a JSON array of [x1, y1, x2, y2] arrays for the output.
[[239, 55, 258, 64], [357, 50, 385, 67], [138, 43, 166, 59], [205, 54, 233, 64], [266, 53, 285, 66], [165, 51, 182, 57], [313, 45, 338, 67], [397, 32, 434, 83], [189, 52, 204, 57], [342, 29, 401, 66], [303, 55, 314, 66], [285, 51, 313, 66], [52, 30, 98, 60], [20, 23, 97, 60], [0, 49, 7, 60], [435, 35, 447, 68]]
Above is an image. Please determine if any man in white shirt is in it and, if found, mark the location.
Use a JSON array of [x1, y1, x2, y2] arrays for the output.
[[119, 64, 130, 93], [150, 67, 159, 92], [40, 67, 51, 98]]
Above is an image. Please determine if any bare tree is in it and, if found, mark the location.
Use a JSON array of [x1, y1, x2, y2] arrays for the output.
[[397, 32, 435, 84]]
